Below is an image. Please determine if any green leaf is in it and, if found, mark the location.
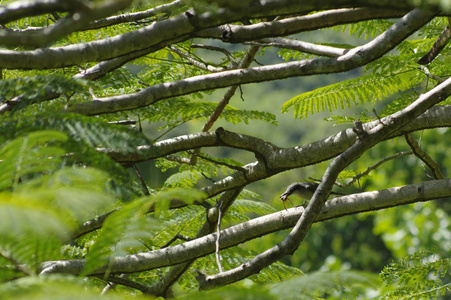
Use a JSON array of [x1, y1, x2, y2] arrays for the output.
[[270, 270, 380, 299], [164, 170, 203, 188], [282, 71, 422, 118], [380, 250, 451, 299], [83, 196, 159, 276], [0, 130, 67, 191]]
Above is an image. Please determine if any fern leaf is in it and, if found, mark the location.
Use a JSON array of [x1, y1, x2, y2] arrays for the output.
[[334, 19, 394, 40], [0, 130, 67, 191], [163, 170, 203, 188], [0, 194, 69, 274], [282, 71, 422, 118], [0, 75, 89, 111], [143, 98, 277, 128], [230, 199, 276, 216], [83, 196, 158, 276], [380, 250, 450, 299], [0, 274, 143, 299], [0, 113, 150, 150], [0, 115, 146, 199], [270, 270, 380, 299], [18, 167, 119, 221], [83, 188, 205, 275]]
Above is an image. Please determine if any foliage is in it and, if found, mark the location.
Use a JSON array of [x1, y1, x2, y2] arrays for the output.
[[282, 70, 422, 118], [0, 0, 450, 299], [0, 131, 118, 278], [380, 250, 451, 299]]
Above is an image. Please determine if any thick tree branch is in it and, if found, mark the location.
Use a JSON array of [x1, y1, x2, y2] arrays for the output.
[[75, 8, 406, 80], [68, 9, 435, 115], [0, 2, 421, 69], [0, 6, 424, 113], [98, 105, 451, 203], [0, 0, 133, 48], [86, 0, 186, 31], [69, 4, 423, 83], [39, 179, 451, 276], [196, 8, 406, 42], [0, 0, 84, 24]]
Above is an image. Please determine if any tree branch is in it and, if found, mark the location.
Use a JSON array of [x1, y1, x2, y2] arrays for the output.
[[86, 0, 186, 31], [0, 0, 133, 48], [0, 0, 83, 24], [68, 9, 435, 115], [39, 179, 451, 277], [405, 133, 446, 179], [0, 2, 420, 69], [249, 37, 347, 57], [97, 105, 451, 203], [196, 8, 407, 42], [70, 105, 451, 242]]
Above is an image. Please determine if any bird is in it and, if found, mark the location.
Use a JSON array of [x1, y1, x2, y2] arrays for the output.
[[279, 181, 344, 210]]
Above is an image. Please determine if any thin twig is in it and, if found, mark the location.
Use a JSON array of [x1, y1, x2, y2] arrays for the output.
[[132, 164, 150, 196], [190, 45, 260, 164], [0, 248, 33, 276], [245, 37, 347, 57], [170, 46, 226, 72], [97, 274, 150, 294], [86, 0, 185, 30], [191, 44, 238, 67], [344, 151, 413, 187], [418, 17, 451, 65], [107, 120, 137, 125], [418, 65, 445, 83], [215, 202, 224, 273], [188, 151, 246, 172], [161, 233, 193, 249], [405, 133, 445, 179]]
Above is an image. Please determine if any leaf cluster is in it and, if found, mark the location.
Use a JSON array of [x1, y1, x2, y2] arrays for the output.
[[380, 250, 451, 299]]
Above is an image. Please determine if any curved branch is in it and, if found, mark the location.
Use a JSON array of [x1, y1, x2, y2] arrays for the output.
[[93, 105, 451, 204], [74, 7, 408, 80], [86, 0, 186, 31], [68, 9, 435, 115], [102, 104, 451, 178], [39, 179, 451, 276], [0, 0, 82, 24], [405, 133, 446, 179], [0, 1, 420, 69], [196, 8, 406, 42], [0, 0, 133, 48]]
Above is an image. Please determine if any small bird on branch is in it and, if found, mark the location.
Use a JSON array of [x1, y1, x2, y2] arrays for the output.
[[279, 181, 344, 210]]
